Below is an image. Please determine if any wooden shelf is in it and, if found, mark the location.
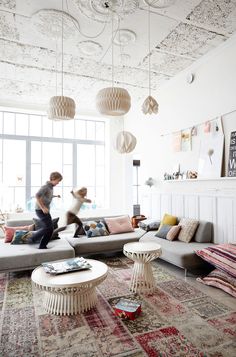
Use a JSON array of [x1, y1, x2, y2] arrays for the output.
[[163, 177, 236, 182]]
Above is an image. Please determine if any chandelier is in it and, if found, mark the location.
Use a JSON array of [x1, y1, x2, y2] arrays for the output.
[[48, 0, 75, 120], [96, 12, 131, 116]]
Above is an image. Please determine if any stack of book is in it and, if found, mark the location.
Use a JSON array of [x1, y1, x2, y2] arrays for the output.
[[42, 257, 92, 275], [114, 298, 141, 320]]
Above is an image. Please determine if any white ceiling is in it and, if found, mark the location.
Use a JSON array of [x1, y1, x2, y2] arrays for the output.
[[0, 0, 235, 112]]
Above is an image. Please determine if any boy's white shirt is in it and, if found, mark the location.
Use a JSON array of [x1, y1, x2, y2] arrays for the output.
[[69, 194, 87, 215]]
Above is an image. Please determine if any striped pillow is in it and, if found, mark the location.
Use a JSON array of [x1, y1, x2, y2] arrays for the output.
[[195, 244, 236, 278], [197, 269, 236, 297]]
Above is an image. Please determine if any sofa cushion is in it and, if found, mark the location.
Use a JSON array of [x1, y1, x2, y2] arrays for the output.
[[0, 238, 75, 272], [195, 244, 236, 277], [194, 221, 212, 243], [138, 219, 160, 232], [140, 231, 215, 269], [11, 230, 33, 244], [197, 269, 236, 297], [4, 225, 34, 243], [82, 220, 109, 238], [178, 218, 199, 243], [161, 213, 177, 227], [155, 224, 172, 239], [105, 215, 134, 234], [166, 225, 181, 241]]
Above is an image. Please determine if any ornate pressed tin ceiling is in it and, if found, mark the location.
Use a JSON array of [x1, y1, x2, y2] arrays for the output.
[[0, 0, 235, 111]]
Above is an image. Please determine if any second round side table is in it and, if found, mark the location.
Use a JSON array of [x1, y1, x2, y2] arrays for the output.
[[123, 242, 162, 293]]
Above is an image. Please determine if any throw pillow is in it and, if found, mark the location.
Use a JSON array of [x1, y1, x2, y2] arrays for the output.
[[11, 230, 33, 245], [195, 244, 236, 278], [83, 220, 109, 238], [155, 224, 172, 239], [166, 225, 181, 241], [197, 269, 236, 298], [160, 213, 177, 227], [33, 217, 60, 240], [4, 225, 34, 243], [177, 218, 199, 243], [105, 216, 134, 234], [138, 219, 160, 232]]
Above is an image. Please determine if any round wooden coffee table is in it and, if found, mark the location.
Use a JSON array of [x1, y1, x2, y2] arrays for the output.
[[123, 242, 162, 293], [31, 259, 108, 316]]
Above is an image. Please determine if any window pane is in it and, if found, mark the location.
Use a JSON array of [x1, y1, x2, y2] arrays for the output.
[[96, 145, 105, 164], [77, 144, 95, 186], [31, 141, 41, 163], [31, 164, 41, 186], [95, 186, 105, 208], [42, 116, 53, 137], [2, 139, 26, 186], [63, 143, 72, 164], [3, 112, 15, 134], [29, 115, 42, 137], [96, 122, 105, 141], [86, 121, 95, 140], [42, 142, 62, 182], [15, 114, 28, 136], [63, 164, 73, 186], [63, 187, 74, 209], [75, 120, 86, 139], [63, 120, 74, 139], [53, 120, 63, 138], [0, 112, 3, 133], [15, 187, 26, 209], [96, 166, 104, 186]]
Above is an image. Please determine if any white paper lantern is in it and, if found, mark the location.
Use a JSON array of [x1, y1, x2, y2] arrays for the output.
[[116, 131, 137, 153], [96, 87, 131, 116], [48, 96, 76, 120], [142, 95, 159, 115]]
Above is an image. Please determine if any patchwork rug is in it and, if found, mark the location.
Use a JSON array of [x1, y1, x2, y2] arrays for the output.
[[0, 256, 235, 357]]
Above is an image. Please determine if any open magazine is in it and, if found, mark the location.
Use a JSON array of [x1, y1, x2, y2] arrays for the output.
[[42, 257, 92, 275]]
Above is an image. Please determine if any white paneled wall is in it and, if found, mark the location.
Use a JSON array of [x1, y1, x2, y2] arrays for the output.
[[143, 192, 236, 244]]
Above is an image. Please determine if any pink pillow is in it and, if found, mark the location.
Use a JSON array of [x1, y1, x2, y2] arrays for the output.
[[4, 225, 34, 243], [105, 216, 134, 234]]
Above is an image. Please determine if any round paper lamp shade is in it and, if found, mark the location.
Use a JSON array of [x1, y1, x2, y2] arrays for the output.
[[142, 95, 158, 115], [48, 96, 76, 120], [96, 87, 131, 116], [116, 131, 137, 153]]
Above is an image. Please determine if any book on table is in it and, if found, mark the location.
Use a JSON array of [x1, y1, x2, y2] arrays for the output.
[[42, 257, 92, 275]]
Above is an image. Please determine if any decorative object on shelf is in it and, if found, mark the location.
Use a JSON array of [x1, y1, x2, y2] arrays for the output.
[[145, 177, 155, 188], [77, 40, 103, 56], [96, 13, 131, 116], [187, 170, 198, 179], [198, 133, 224, 178], [31, 9, 78, 40], [142, 5, 158, 115], [116, 131, 136, 153], [181, 129, 192, 151], [133, 159, 141, 216], [73, 0, 139, 23], [48, 0, 75, 121], [227, 131, 236, 177], [191, 126, 197, 136], [143, 0, 176, 8], [204, 121, 211, 133]]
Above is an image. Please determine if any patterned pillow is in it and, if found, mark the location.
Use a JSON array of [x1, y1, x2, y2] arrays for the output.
[[197, 269, 236, 297], [155, 224, 172, 239], [138, 219, 160, 232], [4, 225, 34, 243], [177, 218, 199, 243], [11, 230, 33, 245], [195, 244, 236, 278], [166, 225, 181, 241], [83, 220, 109, 238]]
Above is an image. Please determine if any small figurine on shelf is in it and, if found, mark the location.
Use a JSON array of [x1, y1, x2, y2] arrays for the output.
[[187, 171, 198, 179]]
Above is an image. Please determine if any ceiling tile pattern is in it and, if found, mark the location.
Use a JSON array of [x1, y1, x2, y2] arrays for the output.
[[0, 0, 16, 10]]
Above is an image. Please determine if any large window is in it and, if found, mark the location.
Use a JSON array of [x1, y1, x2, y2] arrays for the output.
[[0, 110, 107, 212]]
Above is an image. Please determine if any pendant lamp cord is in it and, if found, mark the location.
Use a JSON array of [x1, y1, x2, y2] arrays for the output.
[[148, 5, 151, 97], [61, 0, 64, 97], [111, 12, 114, 88]]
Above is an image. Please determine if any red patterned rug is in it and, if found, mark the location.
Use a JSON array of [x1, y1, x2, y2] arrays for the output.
[[0, 256, 235, 357]]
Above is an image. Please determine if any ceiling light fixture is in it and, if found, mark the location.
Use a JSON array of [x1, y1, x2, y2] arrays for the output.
[[142, 5, 158, 115], [96, 11, 131, 116], [116, 131, 137, 153], [48, 0, 75, 121]]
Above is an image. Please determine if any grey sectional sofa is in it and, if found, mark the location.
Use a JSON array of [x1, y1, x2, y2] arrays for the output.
[[0, 216, 214, 274]]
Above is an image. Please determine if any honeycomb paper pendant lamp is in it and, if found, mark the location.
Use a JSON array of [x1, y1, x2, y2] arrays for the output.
[[96, 87, 131, 116], [48, 96, 76, 120], [142, 95, 158, 115], [116, 131, 136, 153]]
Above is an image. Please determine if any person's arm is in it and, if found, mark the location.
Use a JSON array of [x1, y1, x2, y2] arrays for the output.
[[84, 198, 92, 203], [36, 195, 49, 214], [70, 190, 76, 198], [53, 194, 61, 198]]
